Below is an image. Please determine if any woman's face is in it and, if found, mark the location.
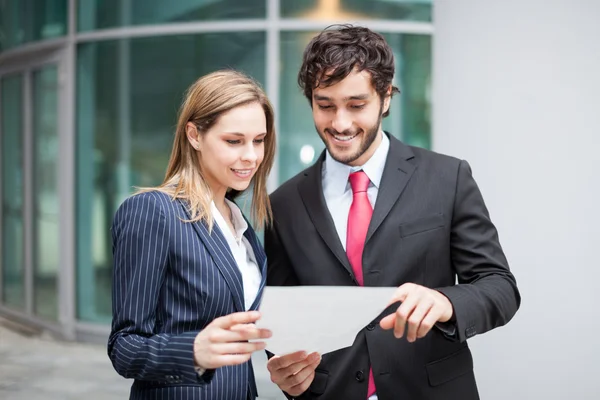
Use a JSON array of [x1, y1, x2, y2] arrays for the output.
[[189, 102, 267, 198]]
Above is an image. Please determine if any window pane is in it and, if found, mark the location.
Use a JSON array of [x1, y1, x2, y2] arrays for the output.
[[278, 31, 431, 184], [76, 32, 266, 322], [78, 0, 266, 32], [32, 65, 60, 321], [1, 74, 25, 310], [0, 0, 67, 53], [280, 0, 431, 22], [278, 31, 325, 184]]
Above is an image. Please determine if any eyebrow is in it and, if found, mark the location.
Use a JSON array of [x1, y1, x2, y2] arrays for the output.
[[313, 94, 370, 102], [222, 132, 267, 137]]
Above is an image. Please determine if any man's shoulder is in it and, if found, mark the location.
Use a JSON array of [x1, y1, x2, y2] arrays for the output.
[[270, 165, 313, 204], [406, 144, 462, 168]]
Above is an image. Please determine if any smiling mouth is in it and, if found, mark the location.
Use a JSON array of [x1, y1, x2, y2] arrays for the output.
[[329, 131, 359, 142], [231, 168, 253, 177]]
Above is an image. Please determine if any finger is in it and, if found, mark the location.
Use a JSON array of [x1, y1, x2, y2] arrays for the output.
[[205, 326, 270, 345], [386, 283, 411, 307], [281, 356, 320, 391], [267, 350, 309, 371], [406, 300, 433, 342], [211, 311, 262, 329], [229, 324, 272, 340], [394, 294, 419, 339], [211, 341, 267, 355], [417, 307, 440, 339], [287, 371, 315, 395], [290, 352, 321, 376], [379, 313, 396, 330], [274, 352, 320, 383]]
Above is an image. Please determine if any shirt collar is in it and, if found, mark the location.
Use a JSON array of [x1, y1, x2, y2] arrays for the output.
[[323, 131, 390, 195], [211, 198, 248, 239]]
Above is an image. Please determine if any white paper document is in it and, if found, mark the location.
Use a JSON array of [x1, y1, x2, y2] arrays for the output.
[[256, 286, 397, 356]]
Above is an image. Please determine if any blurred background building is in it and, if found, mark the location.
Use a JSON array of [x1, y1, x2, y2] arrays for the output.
[[0, 0, 432, 338], [2, 1, 600, 399]]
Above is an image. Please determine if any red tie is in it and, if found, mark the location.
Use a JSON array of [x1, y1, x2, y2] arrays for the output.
[[346, 171, 376, 398]]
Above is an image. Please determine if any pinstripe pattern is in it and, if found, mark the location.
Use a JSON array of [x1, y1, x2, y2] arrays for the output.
[[108, 191, 266, 400]]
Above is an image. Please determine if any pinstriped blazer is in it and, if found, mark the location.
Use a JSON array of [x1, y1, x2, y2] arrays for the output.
[[108, 190, 266, 400]]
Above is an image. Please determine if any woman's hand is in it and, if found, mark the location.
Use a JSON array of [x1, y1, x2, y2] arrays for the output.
[[193, 311, 272, 370]]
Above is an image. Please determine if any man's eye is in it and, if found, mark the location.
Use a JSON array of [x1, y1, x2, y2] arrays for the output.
[[350, 104, 365, 110], [318, 105, 333, 110]]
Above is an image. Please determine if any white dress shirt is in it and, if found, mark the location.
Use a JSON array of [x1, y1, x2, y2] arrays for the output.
[[212, 199, 262, 311], [322, 131, 390, 251], [321, 132, 389, 400]]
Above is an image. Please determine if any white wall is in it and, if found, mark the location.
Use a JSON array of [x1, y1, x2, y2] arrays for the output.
[[433, 1, 600, 399]]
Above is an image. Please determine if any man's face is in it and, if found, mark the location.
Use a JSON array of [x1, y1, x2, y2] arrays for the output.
[[312, 69, 390, 166]]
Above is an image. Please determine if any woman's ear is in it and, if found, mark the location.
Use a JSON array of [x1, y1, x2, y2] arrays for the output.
[[186, 122, 200, 150], [185, 122, 200, 150]]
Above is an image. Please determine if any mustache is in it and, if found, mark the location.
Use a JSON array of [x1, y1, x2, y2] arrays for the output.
[[324, 128, 361, 136]]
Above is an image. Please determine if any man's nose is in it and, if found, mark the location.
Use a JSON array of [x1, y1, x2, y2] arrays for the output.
[[332, 110, 353, 133]]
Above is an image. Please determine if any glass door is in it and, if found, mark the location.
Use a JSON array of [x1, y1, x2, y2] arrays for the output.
[[32, 64, 60, 321], [1, 74, 25, 310], [0, 56, 62, 324]]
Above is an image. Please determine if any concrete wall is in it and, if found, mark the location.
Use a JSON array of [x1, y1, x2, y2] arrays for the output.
[[433, 1, 600, 399]]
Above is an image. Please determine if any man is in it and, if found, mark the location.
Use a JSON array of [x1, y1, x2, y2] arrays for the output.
[[264, 25, 520, 400]]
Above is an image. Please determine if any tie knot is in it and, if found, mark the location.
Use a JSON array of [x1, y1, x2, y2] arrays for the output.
[[349, 171, 370, 194]]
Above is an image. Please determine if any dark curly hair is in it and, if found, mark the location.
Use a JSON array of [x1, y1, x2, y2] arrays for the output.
[[298, 24, 400, 117]]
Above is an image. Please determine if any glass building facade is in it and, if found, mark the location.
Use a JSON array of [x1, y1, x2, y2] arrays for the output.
[[0, 0, 432, 339]]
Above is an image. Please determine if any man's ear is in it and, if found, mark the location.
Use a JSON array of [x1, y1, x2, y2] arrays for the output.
[[383, 86, 392, 115]]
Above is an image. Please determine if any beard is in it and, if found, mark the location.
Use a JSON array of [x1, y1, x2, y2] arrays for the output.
[[317, 104, 384, 165]]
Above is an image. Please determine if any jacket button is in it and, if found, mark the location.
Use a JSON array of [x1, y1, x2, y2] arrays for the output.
[[366, 323, 375, 331], [355, 370, 365, 382]]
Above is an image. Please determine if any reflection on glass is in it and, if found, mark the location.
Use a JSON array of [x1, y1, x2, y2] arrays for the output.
[[280, 0, 431, 22], [33, 65, 60, 321], [278, 31, 431, 184], [1, 74, 25, 310], [278, 31, 325, 184], [78, 0, 267, 32], [0, 0, 67, 52], [76, 32, 266, 322]]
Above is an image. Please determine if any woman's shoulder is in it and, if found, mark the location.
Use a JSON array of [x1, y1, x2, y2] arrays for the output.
[[114, 190, 180, 221]]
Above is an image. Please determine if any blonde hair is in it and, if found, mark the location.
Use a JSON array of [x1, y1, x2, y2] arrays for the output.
[[138, 70, 275, 230]]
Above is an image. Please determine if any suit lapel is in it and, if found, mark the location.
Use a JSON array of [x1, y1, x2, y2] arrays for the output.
[[366, 135, 416, 243], [298, 154, 354, 277], [178, 200, 245, 313], [243, 226, 267, 311]]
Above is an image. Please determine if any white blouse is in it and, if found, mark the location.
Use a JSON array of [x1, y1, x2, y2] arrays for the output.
[[211, 199, 261, 310]]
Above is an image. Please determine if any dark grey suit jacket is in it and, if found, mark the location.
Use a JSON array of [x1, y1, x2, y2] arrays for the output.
[[265, 134, 520, 400], [109, 191, 266, 400]]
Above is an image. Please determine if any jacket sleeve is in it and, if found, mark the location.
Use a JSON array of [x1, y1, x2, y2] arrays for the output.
[[107, 192, 214, 384], [436, 160, 521, 342]]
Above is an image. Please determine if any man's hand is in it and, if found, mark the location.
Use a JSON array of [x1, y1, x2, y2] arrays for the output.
[[267, 350, 321, 397], [380, 283, 454, 342], [193, 311, 272, 370]]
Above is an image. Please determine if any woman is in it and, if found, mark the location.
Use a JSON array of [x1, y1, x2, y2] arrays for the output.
[[108, 70, 275, 400]]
